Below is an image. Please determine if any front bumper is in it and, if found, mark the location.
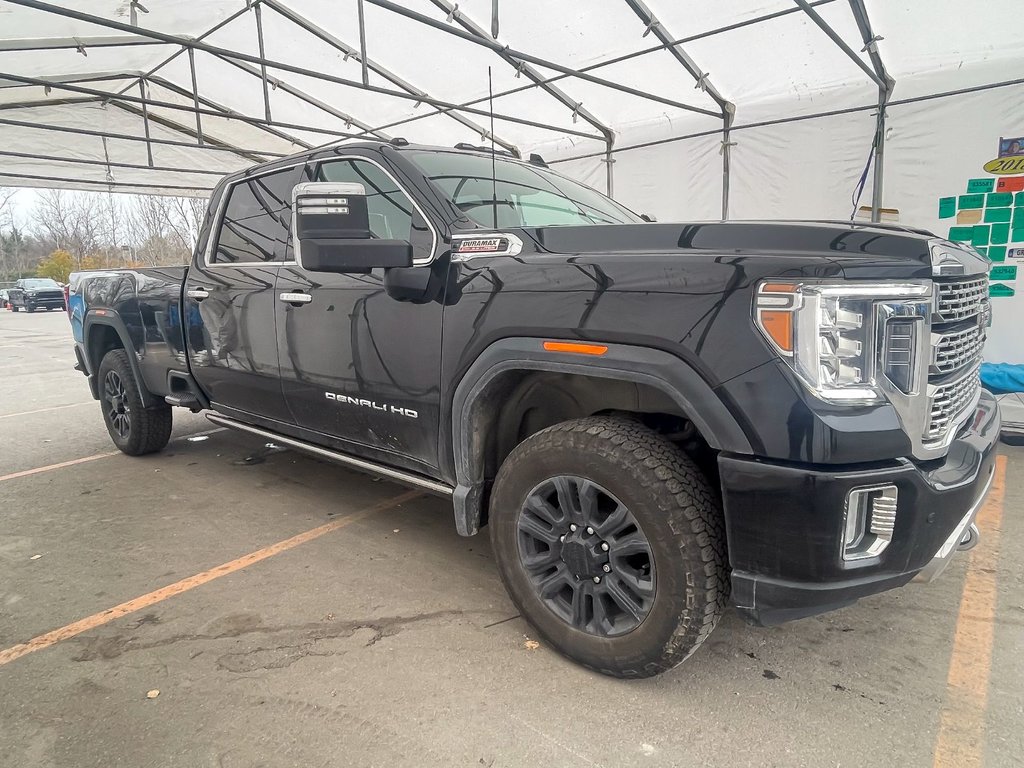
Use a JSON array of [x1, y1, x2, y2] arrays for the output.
[[721, 389, 1000, 626]]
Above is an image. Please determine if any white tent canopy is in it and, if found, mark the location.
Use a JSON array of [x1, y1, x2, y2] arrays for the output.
[[0, 0, 1022, 232]]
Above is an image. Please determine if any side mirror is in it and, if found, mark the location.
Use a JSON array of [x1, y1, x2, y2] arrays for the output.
[[292, 181, 413, 273]]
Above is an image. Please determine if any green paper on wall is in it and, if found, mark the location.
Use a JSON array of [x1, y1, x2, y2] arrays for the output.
[[949, 225, 974, 241], [967, 178, 995, 193], [959, 194, 985, 209], [1013, 206, 1024, 225], [988, 192, 1014, 207], [991, 223, 1010, 244], [972, 225, 990, 246], [985, 207, 1012, 223], [1016, 191, 1024, 205], [990, 265, 1017, 281], [1012, 227, 1024, 243], [990, 283, 1015, 297], [939, 197, 956, 218], [989, 246, 1007, 262]]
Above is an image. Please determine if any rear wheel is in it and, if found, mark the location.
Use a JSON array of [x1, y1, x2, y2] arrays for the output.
[[97, 349, 173, 455], [489, 415, 728, 678]]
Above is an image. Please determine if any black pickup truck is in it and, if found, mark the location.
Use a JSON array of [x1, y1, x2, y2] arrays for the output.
[[68, 141, 998, 678]]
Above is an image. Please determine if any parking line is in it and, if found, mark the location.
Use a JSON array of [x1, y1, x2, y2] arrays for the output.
[[0, 489, 422, 667], [0, 450, 121, 483], [0, 428, 229, 484], [0, 402, 93, 419], [932, 454, 1007, 768]]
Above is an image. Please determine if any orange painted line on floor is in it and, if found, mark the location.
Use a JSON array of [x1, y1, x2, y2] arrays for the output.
[[932, 454, 1007, 768], [0, 489, 421, 667], [0, 402, 93, 419], [0, 450, 121, 483]]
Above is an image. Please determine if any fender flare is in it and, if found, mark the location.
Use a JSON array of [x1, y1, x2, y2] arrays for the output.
[[83, 310, 157, 408], [448, 337, 753, 536]]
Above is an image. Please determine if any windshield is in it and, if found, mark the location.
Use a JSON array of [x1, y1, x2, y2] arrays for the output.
[[408, 150, 641, 228], [23, 279, 60, 289]]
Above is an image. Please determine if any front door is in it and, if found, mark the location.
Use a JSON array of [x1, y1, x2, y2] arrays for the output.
[[276, 154, 445, 474], [185, 162, 312, 424]]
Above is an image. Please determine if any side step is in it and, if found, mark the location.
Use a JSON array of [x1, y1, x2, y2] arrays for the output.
[[204, 412, 454, 497], [165, 393, 202, 410]]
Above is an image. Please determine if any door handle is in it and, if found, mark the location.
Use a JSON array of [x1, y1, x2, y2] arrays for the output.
[[279, 291, 313, 305], [186, 287, 209, 301]]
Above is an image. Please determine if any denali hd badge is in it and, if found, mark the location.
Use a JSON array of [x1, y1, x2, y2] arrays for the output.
[[325, 392, 418, 419]]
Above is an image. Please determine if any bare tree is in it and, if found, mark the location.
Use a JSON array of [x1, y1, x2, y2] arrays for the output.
[[0, 187, 15, 228], [32, 189, 106, 261]]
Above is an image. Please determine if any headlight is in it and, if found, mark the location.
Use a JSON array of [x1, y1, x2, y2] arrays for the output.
[[754, 281, 933, 405]]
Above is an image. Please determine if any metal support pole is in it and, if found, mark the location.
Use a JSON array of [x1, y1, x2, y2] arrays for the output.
[[604, 138, 615, 197], [847, 0, 894, 223], [722, 107, 735, 220], [138, 78, 153, 167], [254, 2, 272, 123], [356, 0, 369, 87], [187, 46, 203, 145]]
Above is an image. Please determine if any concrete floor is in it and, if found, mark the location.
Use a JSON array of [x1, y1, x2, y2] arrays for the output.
[[1, 309, 1021, 768]]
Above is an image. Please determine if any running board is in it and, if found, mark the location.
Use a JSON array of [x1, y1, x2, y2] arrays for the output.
[[205, 413, 454, 497]]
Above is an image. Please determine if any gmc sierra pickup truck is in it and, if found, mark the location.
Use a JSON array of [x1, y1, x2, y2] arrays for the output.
[[68, 140, 998, 678]]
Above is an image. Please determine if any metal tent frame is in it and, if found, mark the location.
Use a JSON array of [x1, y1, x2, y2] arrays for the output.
[[0, 0, 893, 219]]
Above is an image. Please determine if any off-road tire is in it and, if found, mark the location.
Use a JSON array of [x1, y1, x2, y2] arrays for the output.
[[489, 415, 728, 678], [11, 304, 18, 312], [25, 305, 35, 313], [98, 349, 173, 456]]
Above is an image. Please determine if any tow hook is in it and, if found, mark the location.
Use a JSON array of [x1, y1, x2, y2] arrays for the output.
[[957, 523, 980, 552]]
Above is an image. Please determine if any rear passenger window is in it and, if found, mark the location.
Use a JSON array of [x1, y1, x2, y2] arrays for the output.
[[212, 165, 311, 264]]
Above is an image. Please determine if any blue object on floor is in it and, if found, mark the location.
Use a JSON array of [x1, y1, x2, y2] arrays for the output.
[[980, 362, 1024, 394]]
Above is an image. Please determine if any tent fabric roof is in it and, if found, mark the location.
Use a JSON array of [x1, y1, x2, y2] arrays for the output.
[[0, 0, 1021, 199]]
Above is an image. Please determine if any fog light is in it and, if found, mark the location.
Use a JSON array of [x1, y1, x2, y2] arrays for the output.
[[843, 485, 898, 561]]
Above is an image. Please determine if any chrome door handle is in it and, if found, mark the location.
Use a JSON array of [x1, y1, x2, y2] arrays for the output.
[[186, 287, 209, 300], [279, 292, 313, 305]]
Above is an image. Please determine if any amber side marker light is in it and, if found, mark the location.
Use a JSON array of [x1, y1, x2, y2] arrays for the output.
[[755, 282, 798, 354], [543, 341, 609, 356]]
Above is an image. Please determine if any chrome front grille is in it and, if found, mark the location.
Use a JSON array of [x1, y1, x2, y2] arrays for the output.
[[936, 278, 987, 322], [925, 368, 981, 441], [933, 323, 985, 375], [924, 276, 988, 446]]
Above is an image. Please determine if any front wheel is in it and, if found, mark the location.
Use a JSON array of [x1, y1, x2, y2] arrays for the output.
[[25, 305, 35, 313], [11, 304, 19, 312], [97, 349, 173, 455], [489, 415, 728, 678]]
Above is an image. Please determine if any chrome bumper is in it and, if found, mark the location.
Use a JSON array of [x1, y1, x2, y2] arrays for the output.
[[913, 463, 994, 583]]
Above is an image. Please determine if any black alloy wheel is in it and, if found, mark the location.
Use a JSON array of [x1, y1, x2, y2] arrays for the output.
[[103, 369, 132, 440], [517, 475, 655, 637]]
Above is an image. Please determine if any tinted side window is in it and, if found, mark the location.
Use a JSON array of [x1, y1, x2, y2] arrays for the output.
[[212, 165, 310, 264]]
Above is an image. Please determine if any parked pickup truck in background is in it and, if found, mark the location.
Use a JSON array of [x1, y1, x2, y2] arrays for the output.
[[9, 277, 66, 312], [68, 140, 998, 678]]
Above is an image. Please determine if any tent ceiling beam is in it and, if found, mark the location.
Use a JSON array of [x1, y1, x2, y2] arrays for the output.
[[0, 148, 230, 176], [0, 72, 365, 145], [0, 113, 284, 161], [426, 0, 609, 143], [0, 35, 162, 53], [344, 0, 832, 156], [2, 0, 601, 142], [138, 78, 153, 166], [208, 52, 391, 142], [260, 0, 517, 154], [0, 170, 213, 193], [146, 74, 315, 150], [367, 0, 720, 119], [0, 96, 100, 112], [187, 46, 202, 145], [793, 0, 884, 89]]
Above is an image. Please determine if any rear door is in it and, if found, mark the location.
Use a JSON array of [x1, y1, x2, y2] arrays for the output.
[[184, 162, 312, 424], [276, 153, 445, 473]]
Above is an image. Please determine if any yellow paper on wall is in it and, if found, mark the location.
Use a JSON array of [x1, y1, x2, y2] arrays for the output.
[[957, 209, 984, 225]]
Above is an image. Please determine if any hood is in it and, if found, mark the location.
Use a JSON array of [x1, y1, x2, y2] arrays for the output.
[[517, 220, 987, 279]]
